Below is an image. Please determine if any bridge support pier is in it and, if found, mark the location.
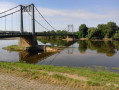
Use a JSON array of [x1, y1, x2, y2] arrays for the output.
[[66, 35, 74, 41], [18, 35, 38, 47]]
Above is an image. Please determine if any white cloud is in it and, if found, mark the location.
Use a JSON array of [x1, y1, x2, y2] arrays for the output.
[[37, 7, 119, 30], [0, 1, 16, 12], [38, 7, 119, 21]]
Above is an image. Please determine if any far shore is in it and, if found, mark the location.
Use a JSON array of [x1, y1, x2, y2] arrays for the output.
[[1, 36, 119, 41], [79, 38, 119, 41]]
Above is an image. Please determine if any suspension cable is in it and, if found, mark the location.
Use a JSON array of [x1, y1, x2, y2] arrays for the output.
[[62, 26, 68, 31], [0, 9, 20, 19], [27, 12, 50, 31], [34, 6, 57, 31], [0, 5, 20, 14]]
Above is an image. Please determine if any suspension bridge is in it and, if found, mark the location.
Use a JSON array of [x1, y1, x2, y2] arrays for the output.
[[0, 4, 77, 47]]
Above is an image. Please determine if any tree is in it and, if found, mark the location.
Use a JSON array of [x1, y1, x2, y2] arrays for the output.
[[78, 24, 88, 38], [87, 27, 101, 39], [113, 30, 119, 39], [62, 30, 67, 34], [56, 30, 62, 34], [97, 24, 107, 38], [50, 30, 55, 34], [105, 22, 118, 38]]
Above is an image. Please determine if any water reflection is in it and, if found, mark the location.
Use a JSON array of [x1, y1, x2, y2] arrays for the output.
[[78, 40, 119, 57], [38, 38, 75, 46], [1, 39, 119, 68], [19, 51, 57, 64], [19, 40, 76, 64]]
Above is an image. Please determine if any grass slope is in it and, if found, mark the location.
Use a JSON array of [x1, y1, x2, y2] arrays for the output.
[[0, 62, 119, 89]]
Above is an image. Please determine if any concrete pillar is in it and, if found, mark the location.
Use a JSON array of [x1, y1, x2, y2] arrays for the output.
[[18, 36, 38, 47]]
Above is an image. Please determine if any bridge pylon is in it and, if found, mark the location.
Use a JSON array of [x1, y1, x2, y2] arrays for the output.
[[18, 4, 38, 48], [20, 5, 24, 34], [20, 4, 35, 35], [66, 24, 75, 41]]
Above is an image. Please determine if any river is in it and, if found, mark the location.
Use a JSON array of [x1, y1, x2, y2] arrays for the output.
[[0, 38, 119, 68]]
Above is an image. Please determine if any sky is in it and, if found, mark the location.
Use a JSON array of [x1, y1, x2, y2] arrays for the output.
[[0, 0, 119, 31]]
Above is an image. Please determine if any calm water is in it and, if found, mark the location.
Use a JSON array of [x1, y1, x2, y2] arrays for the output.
[[0, 38, 119, 68]]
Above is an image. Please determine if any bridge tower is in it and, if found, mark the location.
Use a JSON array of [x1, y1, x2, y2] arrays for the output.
[[68, 24, 74, 35], [66, 24, 75, 40], [20, 5, 24, 34], [18, 4, 38, 47]]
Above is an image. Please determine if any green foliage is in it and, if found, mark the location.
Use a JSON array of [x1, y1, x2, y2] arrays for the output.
[[87, 27, 101, 39], [113, 30, 119, 39], [78, 22, 119, 39], [42, 30, 69, 35], [105, 22, 118, 38], [97, 24, 107, 38], [78, 24, 88, 38]]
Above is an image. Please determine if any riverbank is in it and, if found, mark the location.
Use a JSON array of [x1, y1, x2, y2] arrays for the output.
[[2, 45, 64, 52], [79, 38, 119, 41], [0, 62, 119, 89]]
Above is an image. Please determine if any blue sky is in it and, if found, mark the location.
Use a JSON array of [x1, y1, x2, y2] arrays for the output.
[[0, 0, 119, 31], [1, 0, 118, 9]]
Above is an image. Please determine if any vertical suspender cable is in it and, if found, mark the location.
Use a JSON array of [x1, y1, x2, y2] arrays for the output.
[[12, 14, 14, 31], [29, 13, 30, 32], [24, 14, 27, 32], [30, 13, 31, 32], [16, 12, 17, 31], [5, 13, 6, 31], [18, 12, 20, 31], [11, 14, 13, 31]]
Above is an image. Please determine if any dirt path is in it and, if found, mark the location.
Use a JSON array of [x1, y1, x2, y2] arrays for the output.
[[0, 72, 77, 90]]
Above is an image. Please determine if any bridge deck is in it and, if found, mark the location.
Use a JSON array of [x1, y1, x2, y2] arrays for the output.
[[0, 32, 78, 38]]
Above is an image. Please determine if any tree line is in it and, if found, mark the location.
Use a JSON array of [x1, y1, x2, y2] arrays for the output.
[[78, 22, 119, 39]]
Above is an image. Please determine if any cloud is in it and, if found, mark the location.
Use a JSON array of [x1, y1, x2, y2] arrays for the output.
[[0, 1, 119, 31], [0, 1, 17, 12], [38, 7, 119, 21], [37, 7, 119, 29]]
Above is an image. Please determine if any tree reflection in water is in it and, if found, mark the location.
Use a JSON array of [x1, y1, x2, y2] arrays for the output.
[[78, 40, 119, 57]]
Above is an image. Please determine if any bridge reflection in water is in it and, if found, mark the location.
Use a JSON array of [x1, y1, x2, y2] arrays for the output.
[[19, 51, 57, 64], [19, 40, 76, 64]]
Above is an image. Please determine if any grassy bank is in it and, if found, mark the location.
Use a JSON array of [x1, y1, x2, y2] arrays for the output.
[[3, 45, 66, 52], [2, 45, 26, 51], [0, 62, 119, 89]]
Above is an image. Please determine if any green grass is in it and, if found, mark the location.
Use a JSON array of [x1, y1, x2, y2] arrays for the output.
[[87, 81, 101, 86], [52, 74, 67, 80], [3, 45, 26, 51], [112, 67, 119, 70], [0, 62, 119, 89]]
